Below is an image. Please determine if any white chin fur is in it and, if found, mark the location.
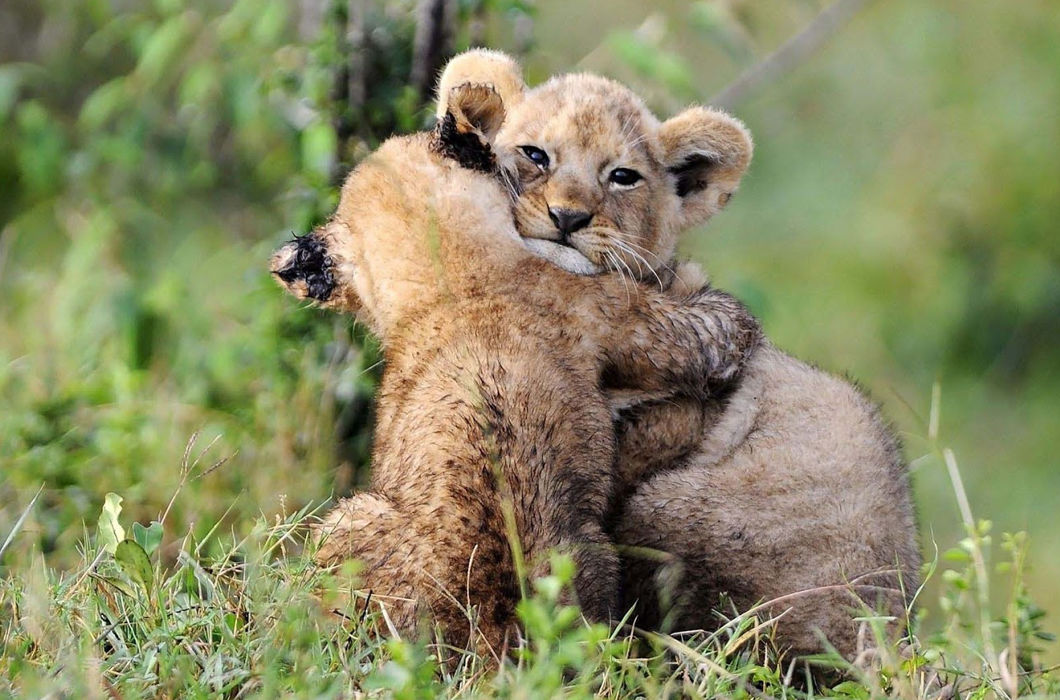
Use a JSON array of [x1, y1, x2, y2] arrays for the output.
[[522, 238, 603, 276]]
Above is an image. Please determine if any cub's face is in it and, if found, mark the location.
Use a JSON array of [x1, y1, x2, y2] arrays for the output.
[[435, 52, 754, 282], [496, 78, 678, 281]]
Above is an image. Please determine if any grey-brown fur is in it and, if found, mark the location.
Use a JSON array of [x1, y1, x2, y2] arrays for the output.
[[616, 345, 920, 659]]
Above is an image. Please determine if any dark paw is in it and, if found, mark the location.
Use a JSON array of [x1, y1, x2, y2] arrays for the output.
[[271, 233, 336, 302]]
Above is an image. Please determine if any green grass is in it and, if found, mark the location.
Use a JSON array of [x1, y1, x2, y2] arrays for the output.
[[1, 432, 1057, 698]]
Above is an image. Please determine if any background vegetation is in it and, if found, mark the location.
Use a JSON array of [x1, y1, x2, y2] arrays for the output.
[[1, 0, 1057, 695]]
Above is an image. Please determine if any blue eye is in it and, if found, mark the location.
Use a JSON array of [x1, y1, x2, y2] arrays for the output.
[[519, 145, 550, 169], [609, 168, 642, 186]]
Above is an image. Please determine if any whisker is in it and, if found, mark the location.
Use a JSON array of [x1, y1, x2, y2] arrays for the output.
[[617, 251, 634, 305], [612, 231, 672, 267], [609, 239, 644, 274], [608, 245, 640, 299], [611, 233, 679, 281], [625, 133, 649, 149], [500, 169, 519, 201], [605, 249, 632, 306], [612, 239, 665, 291]]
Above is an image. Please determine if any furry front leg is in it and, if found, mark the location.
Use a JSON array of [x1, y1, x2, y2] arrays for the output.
[[270, 220, 364, 315], [611, 396, 714, 494], [313, 493, 521, 659], [599, 282, 761, 398], [570, 526, 621, 622]]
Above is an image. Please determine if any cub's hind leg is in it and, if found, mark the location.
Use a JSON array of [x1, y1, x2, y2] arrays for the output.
[[615, 445, 917, 662], [313, 493, 515, 657], [542, 524, 621, 624], [313, 493, 425, 637]]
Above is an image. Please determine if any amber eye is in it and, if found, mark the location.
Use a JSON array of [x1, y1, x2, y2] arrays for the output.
[[519, 145, 550, 169], [609, 168, 642, 187]]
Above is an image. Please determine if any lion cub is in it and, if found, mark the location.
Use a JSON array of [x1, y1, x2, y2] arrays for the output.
[[270, 83, 760, 656], [438, 50, 921, 662]]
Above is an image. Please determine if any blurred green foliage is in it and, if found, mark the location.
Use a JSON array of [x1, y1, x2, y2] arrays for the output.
[[0, 0, 529, 565], [0, 0, 1057, 665], [0, 0, 343, 563]]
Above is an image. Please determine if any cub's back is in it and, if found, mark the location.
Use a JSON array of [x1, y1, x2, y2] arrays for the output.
[[371, 296, 616, 531], [675, 345, 917, 579], [617, 345, 920, 655]]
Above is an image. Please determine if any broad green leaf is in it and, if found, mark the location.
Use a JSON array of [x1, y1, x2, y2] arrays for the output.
[[83, 14, 140, 58], [97, 493, 125, 555], [95, 574, 138, 599], [0, 66, 21, 120], [831, 681, 871, 700], [689, 1, 755, 63], [549, 553, 576, 585], [179, 63, 219, 108], [15, 101, 66, 196], [132, 521, 164, 556], [115, 539, 154, 595], [941, 569, 969, 590], [533, 575, 562, 602], [251, 1, 287, 44], [606, 33, 697, 101]]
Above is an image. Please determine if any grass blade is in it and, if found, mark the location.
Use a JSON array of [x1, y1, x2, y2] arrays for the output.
[[0, 483, 44, 561]]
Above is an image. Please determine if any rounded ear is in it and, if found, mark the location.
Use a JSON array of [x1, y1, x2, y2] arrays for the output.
[[659, 107, 753, 230], [445, 82, 506, 142], [435, 48, 526, 120]]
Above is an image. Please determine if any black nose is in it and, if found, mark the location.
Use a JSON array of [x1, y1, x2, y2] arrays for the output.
[[547, 207, 593, 237]]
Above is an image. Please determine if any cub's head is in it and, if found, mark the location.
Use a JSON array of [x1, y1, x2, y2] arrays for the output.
[[271, 83, 520, 337], [437, 50, 753, 282]]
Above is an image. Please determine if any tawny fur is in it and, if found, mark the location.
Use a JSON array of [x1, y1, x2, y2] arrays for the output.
[[437, 53, 751, 283], [438, 50, 921, 661], [270, 84, 760, 659]]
